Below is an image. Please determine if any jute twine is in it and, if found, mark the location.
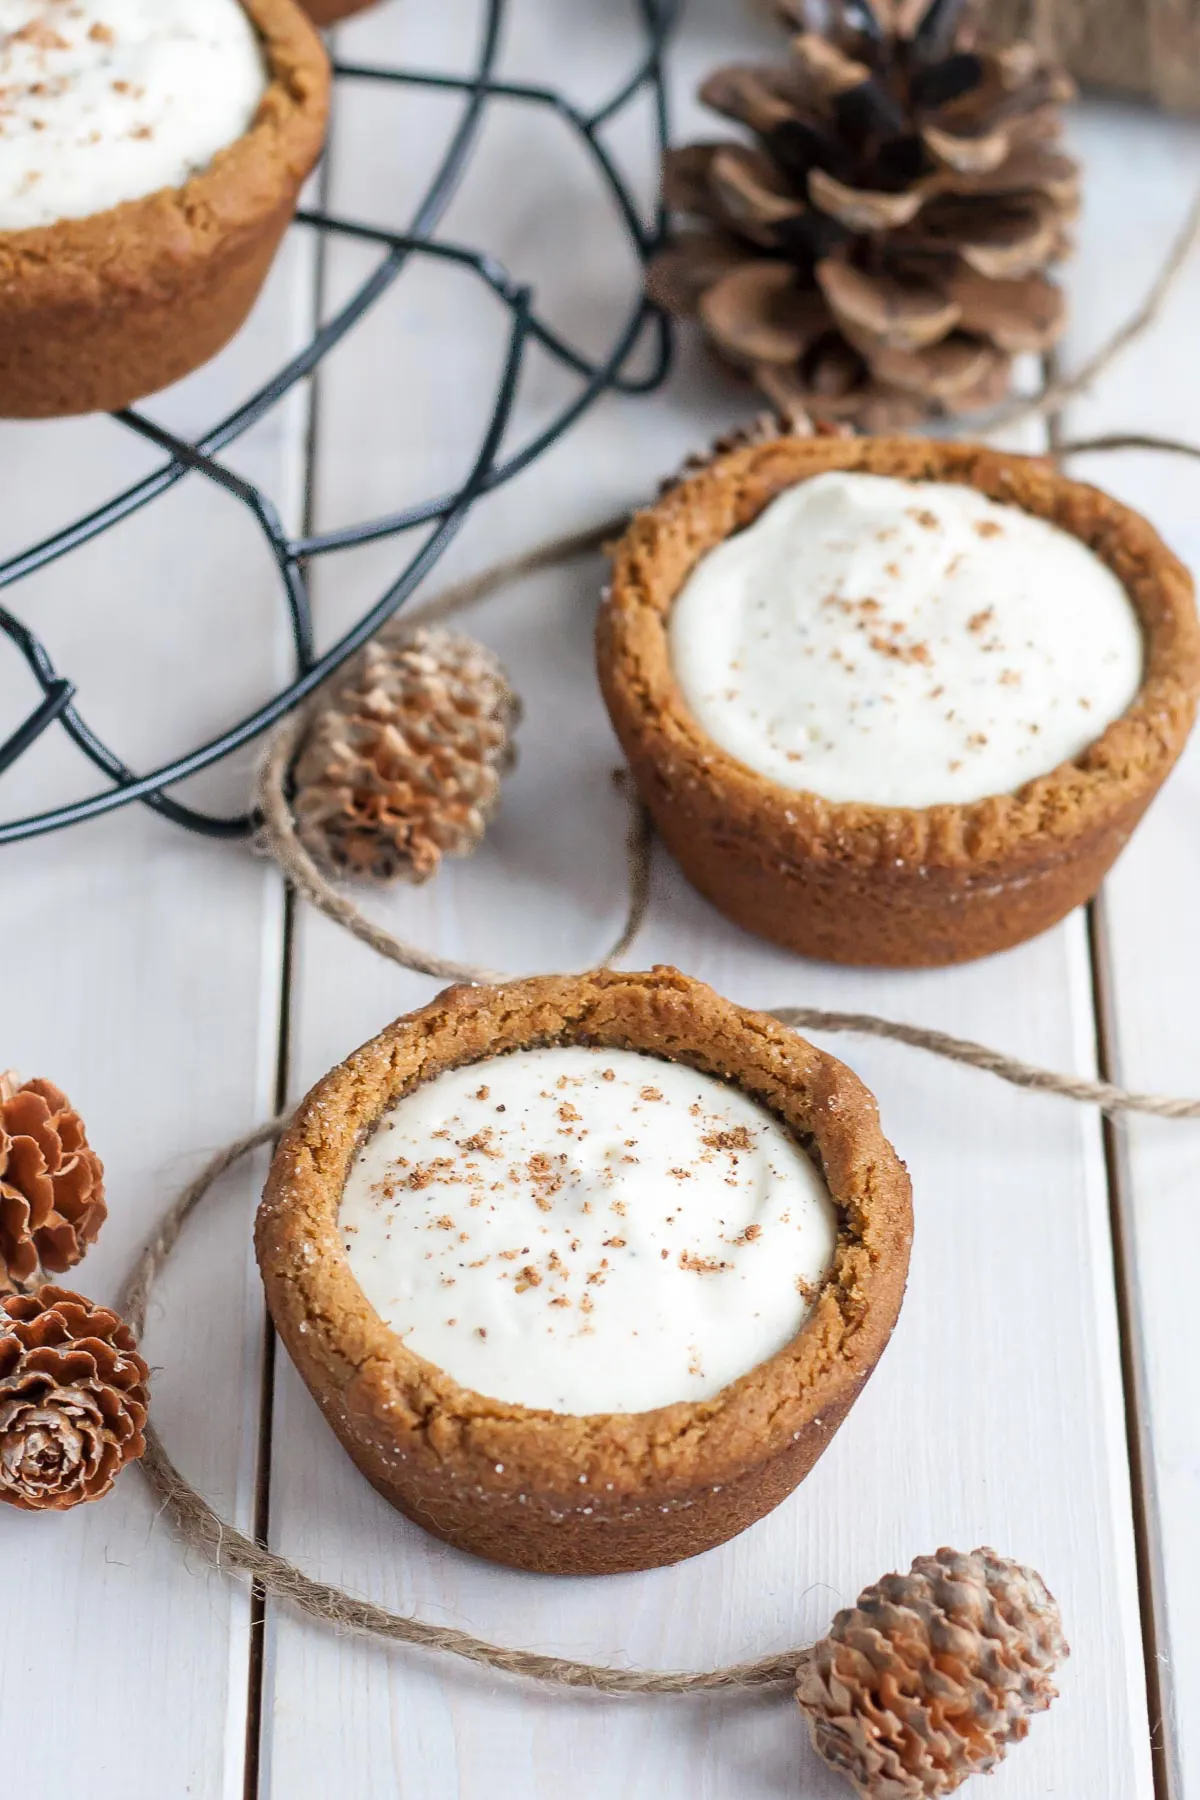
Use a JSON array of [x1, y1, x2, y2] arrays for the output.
[[118, 1124, 805, 1693], [123, 184, 1200, 1695]]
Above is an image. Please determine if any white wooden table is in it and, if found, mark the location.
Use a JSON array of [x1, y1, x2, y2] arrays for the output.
[[3, 4, 1198, 1796]]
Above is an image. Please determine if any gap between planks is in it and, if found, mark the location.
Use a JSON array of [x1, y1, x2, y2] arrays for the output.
[[242, 881, 293, 1800], [242, 92, 335, 1800], [1051, 324, 1172, 1800], [1087, 895, 1178, 1800], [1041, 340, 1176, 1800]]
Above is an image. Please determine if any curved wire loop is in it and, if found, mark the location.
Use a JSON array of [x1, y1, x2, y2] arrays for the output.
[[0, 0, 679, 845]]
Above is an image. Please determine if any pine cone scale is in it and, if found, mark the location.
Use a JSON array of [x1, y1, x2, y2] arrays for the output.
[[868, 335, 1001, 400], [698, 63, 802, 136], [817, 256, 961, 351], [945, 145, 1079, 206], [647, 230, 741, 315], [921, 118, 1009, 174], [701, 262, 827, 364], [0, 1195, 39, 1284], [3, 1088, 65, 1158], [0, 1385, 106, 1502], [4, 1134, 54, 1205], [793, 32, 871, 98], [712, 145, 806, 236], [810, 167, 926, 231]]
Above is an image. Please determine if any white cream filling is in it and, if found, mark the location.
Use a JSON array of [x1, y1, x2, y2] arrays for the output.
[[669, 470, 1144, 809], [0, 0, 266, 232], [339, 1046, 838, 1415]]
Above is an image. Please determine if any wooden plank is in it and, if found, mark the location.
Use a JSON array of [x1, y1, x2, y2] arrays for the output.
[[1057, 101, 1200, 1800], [262, 9, 1153, 1797], [0, 214, 314, 1793]]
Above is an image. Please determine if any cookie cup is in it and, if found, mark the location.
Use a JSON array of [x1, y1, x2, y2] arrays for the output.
[[0, 0, 330, 419], [598, 437, 1200, 967], [256, 967, 912, 1576]]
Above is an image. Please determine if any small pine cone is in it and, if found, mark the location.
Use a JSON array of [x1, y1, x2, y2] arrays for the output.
[[0, 1285, 149, 1511], [649, 0, 1079, 431], [797, 1547, 1068, 1798], [291, 625, 521, 885], [659, 408, 853, 497], [0, 1072, 107, 1289]]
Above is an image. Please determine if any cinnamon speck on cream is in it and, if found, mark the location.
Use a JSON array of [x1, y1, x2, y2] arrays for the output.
[[339, 1046, 837, 1414], [0, 0, 266, 232], [669, 471, 1143, 808]]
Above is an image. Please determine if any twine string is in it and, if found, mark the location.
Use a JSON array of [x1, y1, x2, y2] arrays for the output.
[[258, 719, 1200, 1116], [118, 1122, 807, 1695], [1055, 432, 1200, 463], [983, 178, 1200, 434], [770, 1009, 1200, 1119], [137, 1433, 804, 1692], [123, 182, 1200, 1688]]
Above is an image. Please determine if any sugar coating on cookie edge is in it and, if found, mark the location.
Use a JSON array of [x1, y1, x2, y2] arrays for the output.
[[339, 1046, 838, 1415], [0, 0, 266, 232], [669, 470, 1144, 809]]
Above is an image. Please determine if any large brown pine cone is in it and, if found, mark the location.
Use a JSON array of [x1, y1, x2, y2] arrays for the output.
[[0, 1286, 149, 1512], [291, 625, 521, 885], [649, 0, 1079, 430], [0, 1073, 107, 1289], [797, 1546, 1068, 1796]]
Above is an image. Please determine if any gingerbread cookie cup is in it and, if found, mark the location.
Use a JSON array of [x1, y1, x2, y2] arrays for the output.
[[0, 0, 329, 419], [256, 968, 912, 1576], [598, 438, 1200, 967]]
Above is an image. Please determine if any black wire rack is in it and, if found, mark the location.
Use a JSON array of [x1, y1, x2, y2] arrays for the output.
[[0, 0, 678, 846]]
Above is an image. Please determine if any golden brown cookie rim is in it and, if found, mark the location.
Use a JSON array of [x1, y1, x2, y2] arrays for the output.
[[600, 435, 1200, 873], [256, 967, 913, 1498]]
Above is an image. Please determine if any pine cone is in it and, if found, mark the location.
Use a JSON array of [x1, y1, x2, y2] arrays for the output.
[[648, 0, 1079, 431], [797, 1546, 1068, 1797], [0, 1285, 149, 1511], [291, 625, 521, 885], [0, 1073, 107, 1289], [658, 408, 853, 496]]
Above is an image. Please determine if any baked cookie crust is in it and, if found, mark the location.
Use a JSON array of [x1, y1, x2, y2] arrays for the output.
[[256, 967, 913, 1575], [598, 436, 1200, 967], [0, 0, 330, 419]]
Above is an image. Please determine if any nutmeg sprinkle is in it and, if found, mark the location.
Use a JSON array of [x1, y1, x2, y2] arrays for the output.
[[0, 0, 266, 233], [339, 1046, 837, 1415], [669, 470, 1143, 808]]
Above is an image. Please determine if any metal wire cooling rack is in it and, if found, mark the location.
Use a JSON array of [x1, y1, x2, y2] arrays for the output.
[[0, 0, 677, 845]]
